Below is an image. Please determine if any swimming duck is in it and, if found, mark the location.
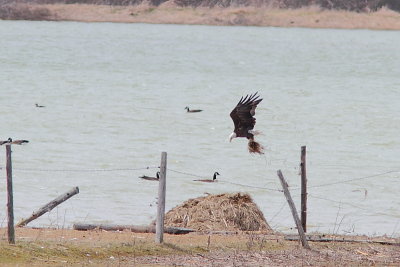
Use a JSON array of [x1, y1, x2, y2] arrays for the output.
[[185, 106, 203, 113], [194, 172, 220, 182], [35, 103, 45, 108], [139, 171, 160, 181]]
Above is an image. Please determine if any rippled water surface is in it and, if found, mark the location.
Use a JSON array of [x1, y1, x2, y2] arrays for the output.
[[1, 20, 400, 236]]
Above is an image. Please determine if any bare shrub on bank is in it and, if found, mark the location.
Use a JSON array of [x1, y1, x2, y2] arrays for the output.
[[0, 3, 51, 20], [3, 0, 400, 11], [173, 0, 400, 11]]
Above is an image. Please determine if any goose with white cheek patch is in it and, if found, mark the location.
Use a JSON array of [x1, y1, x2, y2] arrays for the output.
[[193, 172, 220, 182], [139, 171, 160, 181]]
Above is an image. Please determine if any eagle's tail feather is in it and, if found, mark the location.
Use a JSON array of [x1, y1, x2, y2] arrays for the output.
[[248, 139, 264, 154]]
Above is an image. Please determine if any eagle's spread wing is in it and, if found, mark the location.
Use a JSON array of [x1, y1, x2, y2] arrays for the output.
[[230, 92, 262, 137]]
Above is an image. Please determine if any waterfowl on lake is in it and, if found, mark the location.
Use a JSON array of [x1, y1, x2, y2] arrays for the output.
[[185, 106, 203, 113], [0, 138, 29, 145], [0, 138, 12, 146], [10, 138, 29, 145], [139, 171, 160, 181], [229, 92, 264, 154], [194, 172, 220, 182], [35, 103, 45, 108]]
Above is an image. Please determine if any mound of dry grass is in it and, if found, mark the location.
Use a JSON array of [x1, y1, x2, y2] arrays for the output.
[[164, 193, 273, 232]]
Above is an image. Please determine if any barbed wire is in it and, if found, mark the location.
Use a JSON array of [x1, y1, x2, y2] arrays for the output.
[[218, 180, 282, 192], [294, 170, 400, 190], [167, 168, 204, 178], [6, 166, 159, 172], [167, 167, 282, 192], [308, 194, 399, 218], [166, 167, 400, 218], [268, 201, 288, 225]]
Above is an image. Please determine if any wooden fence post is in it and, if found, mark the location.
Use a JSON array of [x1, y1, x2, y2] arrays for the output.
[[300, 146, 307, 233], [6, 145, 15, 244], [277, 170, 310, 249], [17, 187, 80, 227], [156, 152, 167, 244]]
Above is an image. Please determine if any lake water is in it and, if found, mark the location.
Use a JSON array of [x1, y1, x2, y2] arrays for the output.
[[1, 20, 399, 236]]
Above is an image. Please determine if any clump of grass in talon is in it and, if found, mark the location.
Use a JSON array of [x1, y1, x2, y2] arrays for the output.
[[248, 140, 264, 154]]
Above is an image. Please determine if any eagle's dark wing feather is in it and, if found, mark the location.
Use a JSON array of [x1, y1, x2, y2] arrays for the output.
[[230, 92, 263, 138]]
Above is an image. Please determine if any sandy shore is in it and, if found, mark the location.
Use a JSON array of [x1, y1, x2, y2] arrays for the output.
[[5, 3, 400, 30]]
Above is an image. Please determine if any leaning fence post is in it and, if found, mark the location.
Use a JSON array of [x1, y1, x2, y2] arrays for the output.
[[6, 145, 15, 244], [277, 170, 310, 249], [300, 146, 307, 233], [17, 187, 80, 227], [156, 152, 167, 244]]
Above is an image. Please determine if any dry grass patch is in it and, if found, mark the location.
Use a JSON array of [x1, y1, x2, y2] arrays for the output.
[[1, 228, 400, 266]]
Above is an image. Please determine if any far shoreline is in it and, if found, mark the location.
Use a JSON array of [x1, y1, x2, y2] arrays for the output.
[[2, 3, 400, 30]]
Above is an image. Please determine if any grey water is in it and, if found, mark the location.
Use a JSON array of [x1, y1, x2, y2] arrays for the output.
[[1, 20, 400, 236]]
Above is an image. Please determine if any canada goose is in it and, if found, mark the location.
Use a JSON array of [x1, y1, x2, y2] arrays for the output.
[[0, 138, 12, 145], [0, 138, 29, 145], [35, 103, 45, 108], [139, 171, 160, 181], [194, 172, 220, 182], [185, 106, 203, 113]]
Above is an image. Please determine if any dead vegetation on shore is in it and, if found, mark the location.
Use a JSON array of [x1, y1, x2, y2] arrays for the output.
[[3, 0, 400, 12], [164, 193, 272, 232], [0, 1, 400, 30], [1, 227, 400, 266], [1, 192, 398, 265], [0, 2, 52, 20]]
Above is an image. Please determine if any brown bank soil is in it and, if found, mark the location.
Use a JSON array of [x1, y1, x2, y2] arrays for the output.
[[4, 2, 400, 30], [1, 227, 400, 266]]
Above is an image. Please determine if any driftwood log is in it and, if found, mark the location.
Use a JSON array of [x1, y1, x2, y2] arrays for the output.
[[73, 223, 194, 235], [17, 187, 79, 227], [285, 235, 400, 246]]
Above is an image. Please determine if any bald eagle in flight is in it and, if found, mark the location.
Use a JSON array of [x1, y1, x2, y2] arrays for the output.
[[229, 92, 264, 154]]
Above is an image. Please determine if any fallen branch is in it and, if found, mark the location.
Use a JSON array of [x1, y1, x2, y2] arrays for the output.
[[17, 187, 79, 227], [285, 235, 400, 246], [73, 223, 195, 235]]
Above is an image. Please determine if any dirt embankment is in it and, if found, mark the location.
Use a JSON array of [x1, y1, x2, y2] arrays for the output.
[[1, 1, 400, 30]]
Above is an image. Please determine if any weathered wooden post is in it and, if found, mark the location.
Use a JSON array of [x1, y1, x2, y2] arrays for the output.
[[277, 170, 310, 249], [155, 152, 167, 244], [6, 145, 15, 244], [300, 146, 307, 233], [17, 187, 80, 227]]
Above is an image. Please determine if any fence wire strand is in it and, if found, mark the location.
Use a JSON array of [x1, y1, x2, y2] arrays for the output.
[[167, 168, 282, 192], [7, 166, 159, 172], [1, 163, 400, 221], [308, 194, 399, 218], [291, 169, 400, 190]]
